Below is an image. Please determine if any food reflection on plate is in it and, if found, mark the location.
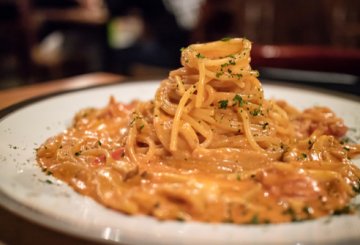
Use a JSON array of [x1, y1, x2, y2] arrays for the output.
[[37, 38, 360, 224]]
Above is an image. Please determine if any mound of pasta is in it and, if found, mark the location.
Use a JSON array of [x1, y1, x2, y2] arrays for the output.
[[37, 38, 360, 224]]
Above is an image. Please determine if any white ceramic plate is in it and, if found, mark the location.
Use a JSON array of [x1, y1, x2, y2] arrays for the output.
[[0, 80, 360, 245]]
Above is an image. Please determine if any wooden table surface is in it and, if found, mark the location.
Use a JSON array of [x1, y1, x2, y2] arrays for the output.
[[0, 72, 124, 110], [0, 72, 124, 245]]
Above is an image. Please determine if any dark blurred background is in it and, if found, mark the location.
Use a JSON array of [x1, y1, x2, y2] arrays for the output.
[[1, 0, 360, 94]]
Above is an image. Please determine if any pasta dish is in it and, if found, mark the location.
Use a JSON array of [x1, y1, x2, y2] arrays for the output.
[[37, 38, 360, 224]]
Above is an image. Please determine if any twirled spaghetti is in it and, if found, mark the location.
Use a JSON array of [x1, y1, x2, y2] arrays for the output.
[[37, 38, 360, 224]]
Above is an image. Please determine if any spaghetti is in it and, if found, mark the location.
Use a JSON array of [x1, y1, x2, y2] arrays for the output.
[[37, 38, 360, 224]]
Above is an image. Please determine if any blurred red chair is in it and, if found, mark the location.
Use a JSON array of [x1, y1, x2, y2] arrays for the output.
[[252, 45, 360, 76], [251, 45, 360, 95]]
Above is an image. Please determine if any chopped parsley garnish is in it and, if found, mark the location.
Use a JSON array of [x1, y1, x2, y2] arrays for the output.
[[139, 124, 145, 131], [233, 73, 242, 79], [98, 140, 102, 146], [253, 70, 260, 77], [221, 63, 229, 68], [233, 94, 244, 106], [45, 179, 53, 184], [301, 153, 307, 159], [218, 100, 228, 109], [216, 71, 224, 78], [196, 53, 205, 59], [221, 37, 232, 41], [302, 206, 312, 216], [228, 59, 236, 65], [250, 108, 261, 116], [283, 207, 300, 222], [250, 214, 259, 224], [42, 168, 53, 176], [236, 174, 241, 181], [180, 47, 185, 52], [130, 115, 142, 126], [340, 137, 350, 144], [343, 146, 350, 151], [75, 151, 82, 156]]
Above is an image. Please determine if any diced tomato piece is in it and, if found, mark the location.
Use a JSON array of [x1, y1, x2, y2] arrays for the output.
[[111, 147, 125, 160], [92, 155, 106, 166]]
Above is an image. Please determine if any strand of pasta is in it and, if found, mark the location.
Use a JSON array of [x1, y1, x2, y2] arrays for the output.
[[195, 61, 206, 108], [238, 109, 266, 152], [170, 84, 197, 151]]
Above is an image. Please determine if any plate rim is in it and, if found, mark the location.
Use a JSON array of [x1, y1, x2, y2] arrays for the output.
[[1, 79, 360, 244], [1, 79, 359, 120]]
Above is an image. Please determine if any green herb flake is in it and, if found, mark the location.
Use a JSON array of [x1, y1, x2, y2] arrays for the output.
[[232, 94, 244, 107], [236, 174, 241, 181], [139, 124, 145, 131], [233, 73, 242, 79], [221, 37, 232, 42], [98, 140, 102, 146], [75, 151, 82, 156], [253, 70, 260, 77], [221, 62, 229, 68], [129, 115, 142, 126], [180, 47, 185, 52], [196, 53, 205, 59], [229, 59, 236, 65], [251, 108, 261, 116], [343, 146, 350, 151], [216, 71, 224, 78], [250, 214, 259, 224], [340, 137, 350, 145], [45, 179, 53, 184], [218, 100, 228, 109], [282, 207, 299, 222], [41, 168, 52, 176], [302, 206, 312, 216]]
